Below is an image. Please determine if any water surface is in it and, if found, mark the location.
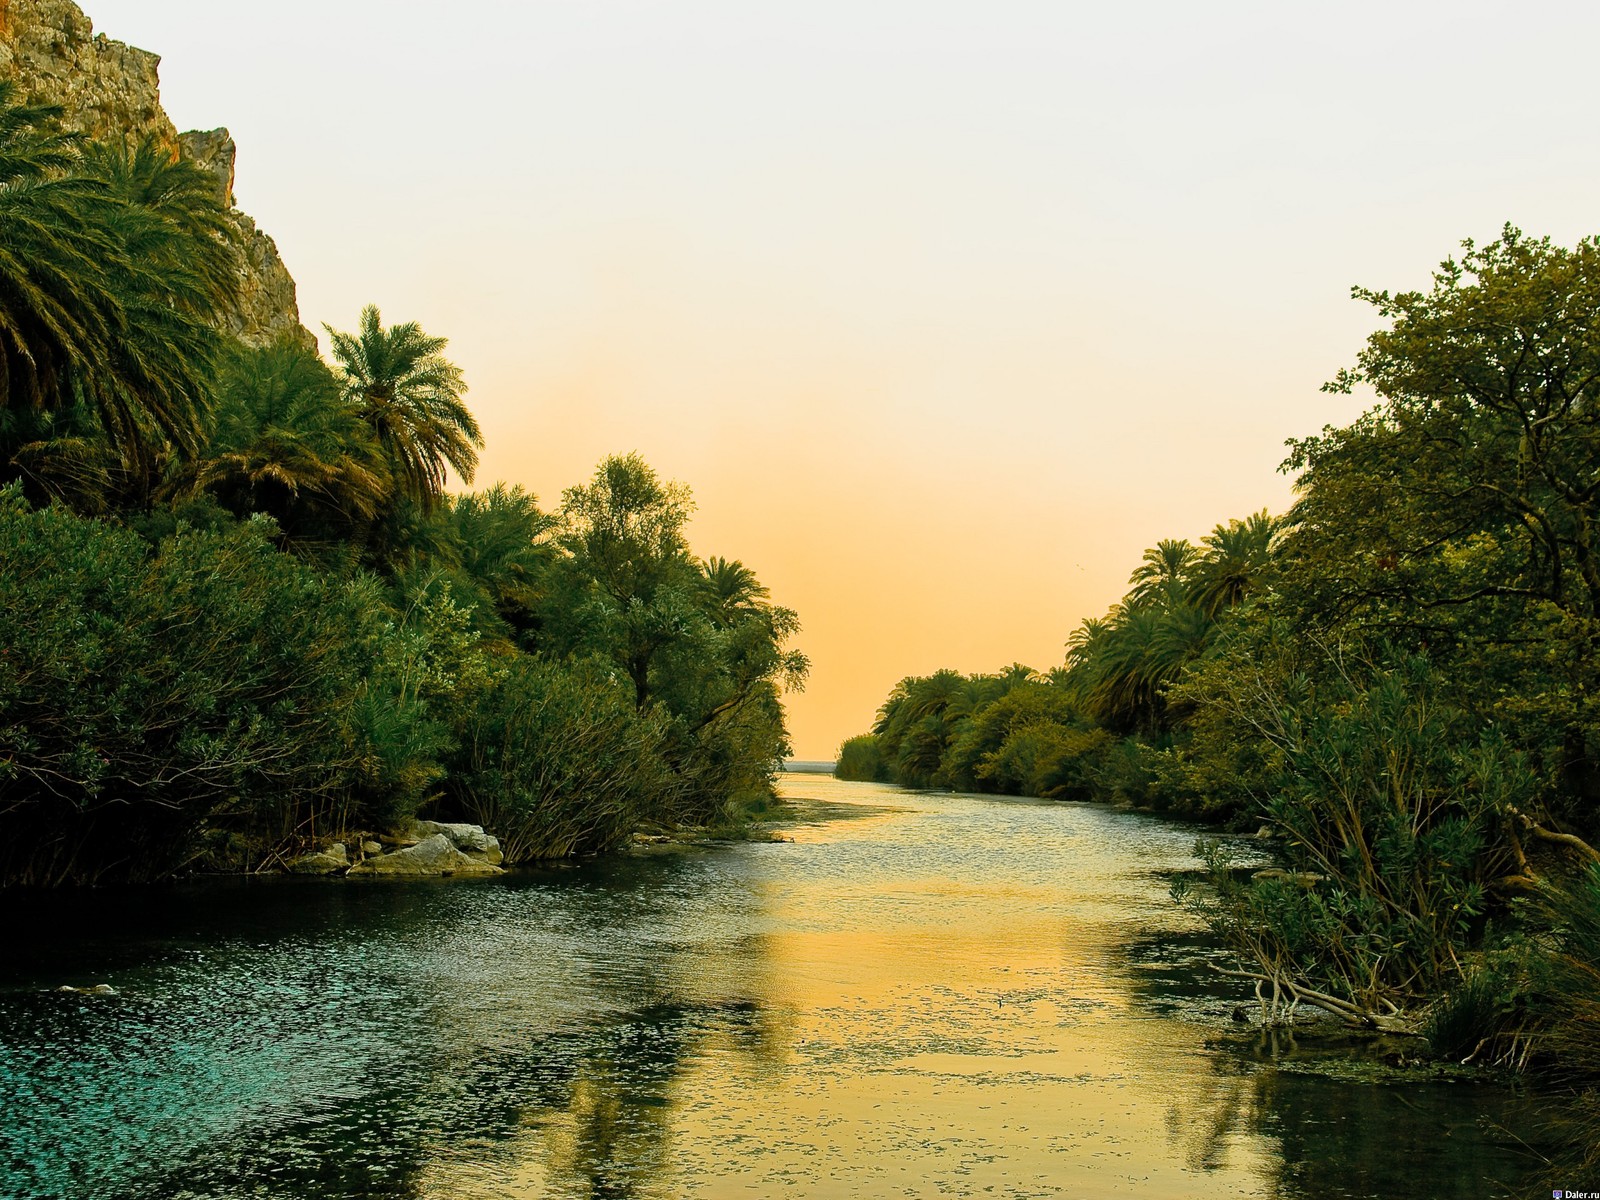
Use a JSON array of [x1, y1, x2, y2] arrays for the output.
[[0, 776, 1539, 1198]]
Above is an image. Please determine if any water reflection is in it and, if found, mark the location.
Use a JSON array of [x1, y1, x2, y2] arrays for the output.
[[1153, 1032, 1539, 1200], [0, 776, 1543, 1199]]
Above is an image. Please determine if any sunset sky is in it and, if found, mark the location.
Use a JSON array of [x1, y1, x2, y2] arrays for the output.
[[97, 0, 1600, 759]]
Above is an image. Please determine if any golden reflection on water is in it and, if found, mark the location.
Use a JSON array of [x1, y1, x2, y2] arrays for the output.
[[417, 777, 1283, 1199]]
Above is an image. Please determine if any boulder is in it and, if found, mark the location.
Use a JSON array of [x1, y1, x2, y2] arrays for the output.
[[413, 820, 503, 865], [287, 843, 349, 874], [347, 833, 502, 877], [360, 840, 383, 857]]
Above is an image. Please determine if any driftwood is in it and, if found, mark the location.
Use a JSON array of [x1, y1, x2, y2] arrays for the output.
[[1211, 963, 1420, 1034]]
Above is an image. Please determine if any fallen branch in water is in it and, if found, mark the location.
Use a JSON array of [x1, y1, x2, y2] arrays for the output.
[[1210, 963, 1420, 1034]]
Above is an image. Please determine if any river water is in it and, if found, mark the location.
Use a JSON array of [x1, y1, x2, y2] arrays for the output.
[[0, 775, 1542, 1199]]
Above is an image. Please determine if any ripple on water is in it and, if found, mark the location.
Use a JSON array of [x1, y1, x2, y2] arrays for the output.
[[0, 775, 1544, 1200]]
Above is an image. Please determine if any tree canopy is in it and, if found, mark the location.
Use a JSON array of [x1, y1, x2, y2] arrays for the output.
[[325, 305, 481, 510]]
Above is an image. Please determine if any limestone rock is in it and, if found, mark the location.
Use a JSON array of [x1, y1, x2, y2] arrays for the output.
[[347, 833, 503, 877], [360, 840, 383, 857], [414, 820, 503, 864], [177, 126, 234, 205], [0, 0, 172, 144], [222, 205, 315, 350], [288, 843, 349, 874], [0, 0, 314, 349]]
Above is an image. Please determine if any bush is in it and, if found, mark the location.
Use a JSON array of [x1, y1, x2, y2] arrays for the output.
[[0, 491, 383, 884], [835, 734, 886, 782], [1532, 865, 1600, 1174], [445, 657, 676, 861], [1421, 949, 1530, 1062], [1190, 650, 1535, 1020]]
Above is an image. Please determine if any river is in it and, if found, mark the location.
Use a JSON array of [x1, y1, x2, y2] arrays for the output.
[[0, 775, 1542, 1198]]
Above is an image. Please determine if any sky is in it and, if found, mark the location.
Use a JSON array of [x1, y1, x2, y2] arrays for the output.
[[92, 0, 1600, 759]]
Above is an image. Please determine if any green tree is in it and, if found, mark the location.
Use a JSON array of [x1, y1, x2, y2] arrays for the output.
[[1183, 647, 1534, 1027], [1283, 226, 1600, 828], [0, 86, 117, 422], [1188, 509, 1279, 618], [836, 733, 888, 782], [1127, 538, 1197, 607], [73, 135, 238, 482], [444, 483, 555, 638], [195, 337, 392, 545], [549, 454, 804, 824], [447, 656, 676, 860], [325, 305, 481, 509], [0, 486, 387, 884], [0, 94, 239, 498], [554, 452, 697, 709], [1067, 598, 1214, 734]]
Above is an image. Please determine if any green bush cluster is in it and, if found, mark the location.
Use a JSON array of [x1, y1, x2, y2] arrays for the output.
[[0, 93, 805, 885], [0, 454, 803, 886], [0, 492, 370, 883]]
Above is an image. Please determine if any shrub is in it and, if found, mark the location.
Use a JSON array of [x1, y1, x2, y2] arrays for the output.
[[445, 657, 675, 861], [835, 734, 887, 782], [0, 491, 380, 883]]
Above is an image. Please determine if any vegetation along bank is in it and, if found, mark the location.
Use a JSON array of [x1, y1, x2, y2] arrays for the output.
[[0, 84, 807, 888], [838, 226, 1600, 1174]]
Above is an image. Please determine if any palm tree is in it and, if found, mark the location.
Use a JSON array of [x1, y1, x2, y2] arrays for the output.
[[1127, 538, 1198, 607], [4, 402, 127, 513], [1188, 509, 1280, 617], [325, 305, 481, 509], [76, 136, 239, 473], [1066, 614, 1114, 672], [447, 483, 554, 628], [700, 556, 768, 626], [0, 96, 240, 500], [194, 338, 392, 536], [79, 136, 238, 319], [1072, 601, 1215, 733], [0, 86, 119, 433], [872, 670, 969, 785]]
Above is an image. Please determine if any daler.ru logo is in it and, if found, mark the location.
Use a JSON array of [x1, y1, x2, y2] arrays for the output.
[[1556, 1190, 1599, 1198]]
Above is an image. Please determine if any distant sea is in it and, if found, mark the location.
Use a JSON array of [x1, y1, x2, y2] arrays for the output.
[[782, 760, 836, 774]]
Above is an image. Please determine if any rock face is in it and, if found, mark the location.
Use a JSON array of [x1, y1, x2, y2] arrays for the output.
[[0, 0, 314, 348]]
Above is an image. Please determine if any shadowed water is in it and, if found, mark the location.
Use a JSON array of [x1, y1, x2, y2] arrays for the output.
[[0, 776, 1542, 1198]]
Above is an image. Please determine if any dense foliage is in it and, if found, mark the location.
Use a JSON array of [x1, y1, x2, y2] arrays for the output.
[[0, 94, 805, 886], [838, 227, 1600, 1154]]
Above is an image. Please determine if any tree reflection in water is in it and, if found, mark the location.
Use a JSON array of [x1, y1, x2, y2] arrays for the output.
[[1157, 1024, 1546, 1200], [0, 779, 1562, 1200]]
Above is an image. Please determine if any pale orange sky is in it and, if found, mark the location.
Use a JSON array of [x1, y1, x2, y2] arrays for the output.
[[97, 0, 1600, 758]]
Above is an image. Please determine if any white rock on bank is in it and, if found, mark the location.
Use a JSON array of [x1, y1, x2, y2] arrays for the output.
[[287, 843, 350, 874], [347, 833, 503, 877], [413, 820, 503, 864]]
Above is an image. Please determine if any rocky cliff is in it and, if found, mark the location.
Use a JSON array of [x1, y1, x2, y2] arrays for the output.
[[0, 0, 312, 348]]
